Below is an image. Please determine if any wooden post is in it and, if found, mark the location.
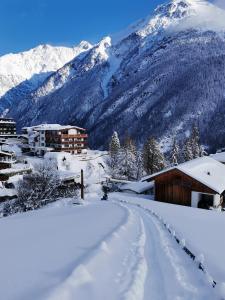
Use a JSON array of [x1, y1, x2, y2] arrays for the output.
[[81, 169, 84, 200]]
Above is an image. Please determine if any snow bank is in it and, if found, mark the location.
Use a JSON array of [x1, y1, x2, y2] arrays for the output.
[[0, 201, 126, 300], [116, 193, 225, 285]]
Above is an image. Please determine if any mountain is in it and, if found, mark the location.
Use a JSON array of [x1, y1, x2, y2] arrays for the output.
[[0, 41, 92, 115], [3, 0, 225, 151]]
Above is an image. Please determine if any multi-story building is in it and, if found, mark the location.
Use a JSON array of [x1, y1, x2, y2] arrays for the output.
[[22, 124, 88, 155], [0, 118, 17, 138]]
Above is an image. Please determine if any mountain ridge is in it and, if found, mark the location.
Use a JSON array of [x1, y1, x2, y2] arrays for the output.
[[2, 0, 225, 151]]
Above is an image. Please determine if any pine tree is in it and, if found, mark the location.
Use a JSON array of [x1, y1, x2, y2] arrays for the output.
[[183, 125, 206, 162], [170, 138, 180, 166], [191, 125, 201, 159], [143, 137, 166, 175], [109, 131, 121, 156], [2, 202, 11, 217], [120, 136, 137, 180], [183, 137, 193, 162], [136, 150, 144, 180], [199, 145, 207, 157], [108, 131, 121, 178]]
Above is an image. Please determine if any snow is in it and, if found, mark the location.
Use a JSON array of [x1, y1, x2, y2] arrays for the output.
[[0, 195, 218, 300], [0, 147, 223, 299], [120, 181, 154, 194], [143, 156, 225, 194], [210, 151, 225, 163], [26, 150, 109, 195], [112, 0, 221, 45], [0, 42, 92, 97], [168, 0, 225, 33], [24, 124, 85, 132], [116, 193, 225, 288], [101, 48, 121, 98], [0, 187, 17, 197], [0, 164, 31, 175], [0, 201, 128, 300]]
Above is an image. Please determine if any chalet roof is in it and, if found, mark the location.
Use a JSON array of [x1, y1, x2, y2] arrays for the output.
[[23, 124, 86, 132], [210, 152, 225, 163], [120, 181, 154, 194], [142, 157, 225, 194]]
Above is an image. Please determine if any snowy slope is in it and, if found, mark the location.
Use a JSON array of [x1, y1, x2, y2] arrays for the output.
[[4, 0, 225, 151], [116, 193, 225, 287], [0, 198, 219, 300], [0, 41, 92, 97], [0, 41, 92, 117]]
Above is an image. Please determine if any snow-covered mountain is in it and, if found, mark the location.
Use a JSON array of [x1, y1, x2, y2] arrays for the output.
[[0, 41, 92, 114], [3, 0, 225, 151]]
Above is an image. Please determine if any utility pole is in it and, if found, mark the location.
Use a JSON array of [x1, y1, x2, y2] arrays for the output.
[[81, 169, 84, 200]]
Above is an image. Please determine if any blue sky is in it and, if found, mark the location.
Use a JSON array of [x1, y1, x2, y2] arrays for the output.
[[0, 0, 164, 55]]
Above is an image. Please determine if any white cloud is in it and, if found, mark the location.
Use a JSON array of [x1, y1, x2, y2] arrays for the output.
[[168, 0, 225, 33]]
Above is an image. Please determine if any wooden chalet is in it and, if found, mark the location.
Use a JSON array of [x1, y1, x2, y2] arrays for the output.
[[142, 157, 225, 209]]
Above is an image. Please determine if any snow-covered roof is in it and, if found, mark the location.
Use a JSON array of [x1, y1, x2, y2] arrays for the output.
[[23, 124, 86, 132], [0, 188, 17, 197], [120, 181, 154, 194], [0, 151, 14, 157], [210, 152, 225, 163], [142, 157, 225, 194], [0, 165, 31, 175], [59, 171, 79, 181]]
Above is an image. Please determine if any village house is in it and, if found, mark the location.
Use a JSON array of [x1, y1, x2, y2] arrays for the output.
[[0, 151, 16, 169], [22, 124, 88, 156], [0, 117, 17, 138], [142, 157, 225, 209], [0, 150, 31, 202]]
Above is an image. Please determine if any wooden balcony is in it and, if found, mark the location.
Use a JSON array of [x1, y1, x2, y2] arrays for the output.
[[0, 157, 16, 163], [61, 134, 88, 139]]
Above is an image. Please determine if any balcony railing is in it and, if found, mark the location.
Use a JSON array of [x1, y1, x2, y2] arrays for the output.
[[0, 158, 16, 163], [61, 134, 88, 139]]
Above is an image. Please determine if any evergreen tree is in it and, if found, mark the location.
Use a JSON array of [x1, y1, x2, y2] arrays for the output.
[[199, 145, 207, 157], [191, 125, 201, 159], [170, 138, 180, 166], [136, 150, 144, 180], [109, 131, 121, 156], [183, 137, 194, 162], [183, 125, 206, 162], [120, 136, 137, 180], [2, 202, 11, 217], [143, 137, 166, 175], [108, 131, 121, 177]]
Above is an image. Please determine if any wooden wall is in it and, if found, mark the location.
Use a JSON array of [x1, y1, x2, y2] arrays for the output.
[[154, 169, 217, 206]]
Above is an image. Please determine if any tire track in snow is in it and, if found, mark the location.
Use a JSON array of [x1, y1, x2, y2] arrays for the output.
[[118, 216, 148, 300], [46, 202, 147, 300], [123, 202, 217, 300]]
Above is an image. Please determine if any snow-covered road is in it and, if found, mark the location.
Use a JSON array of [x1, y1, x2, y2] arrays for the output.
[[0, 198, 219, 300], [46, 200, 216, 300]]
